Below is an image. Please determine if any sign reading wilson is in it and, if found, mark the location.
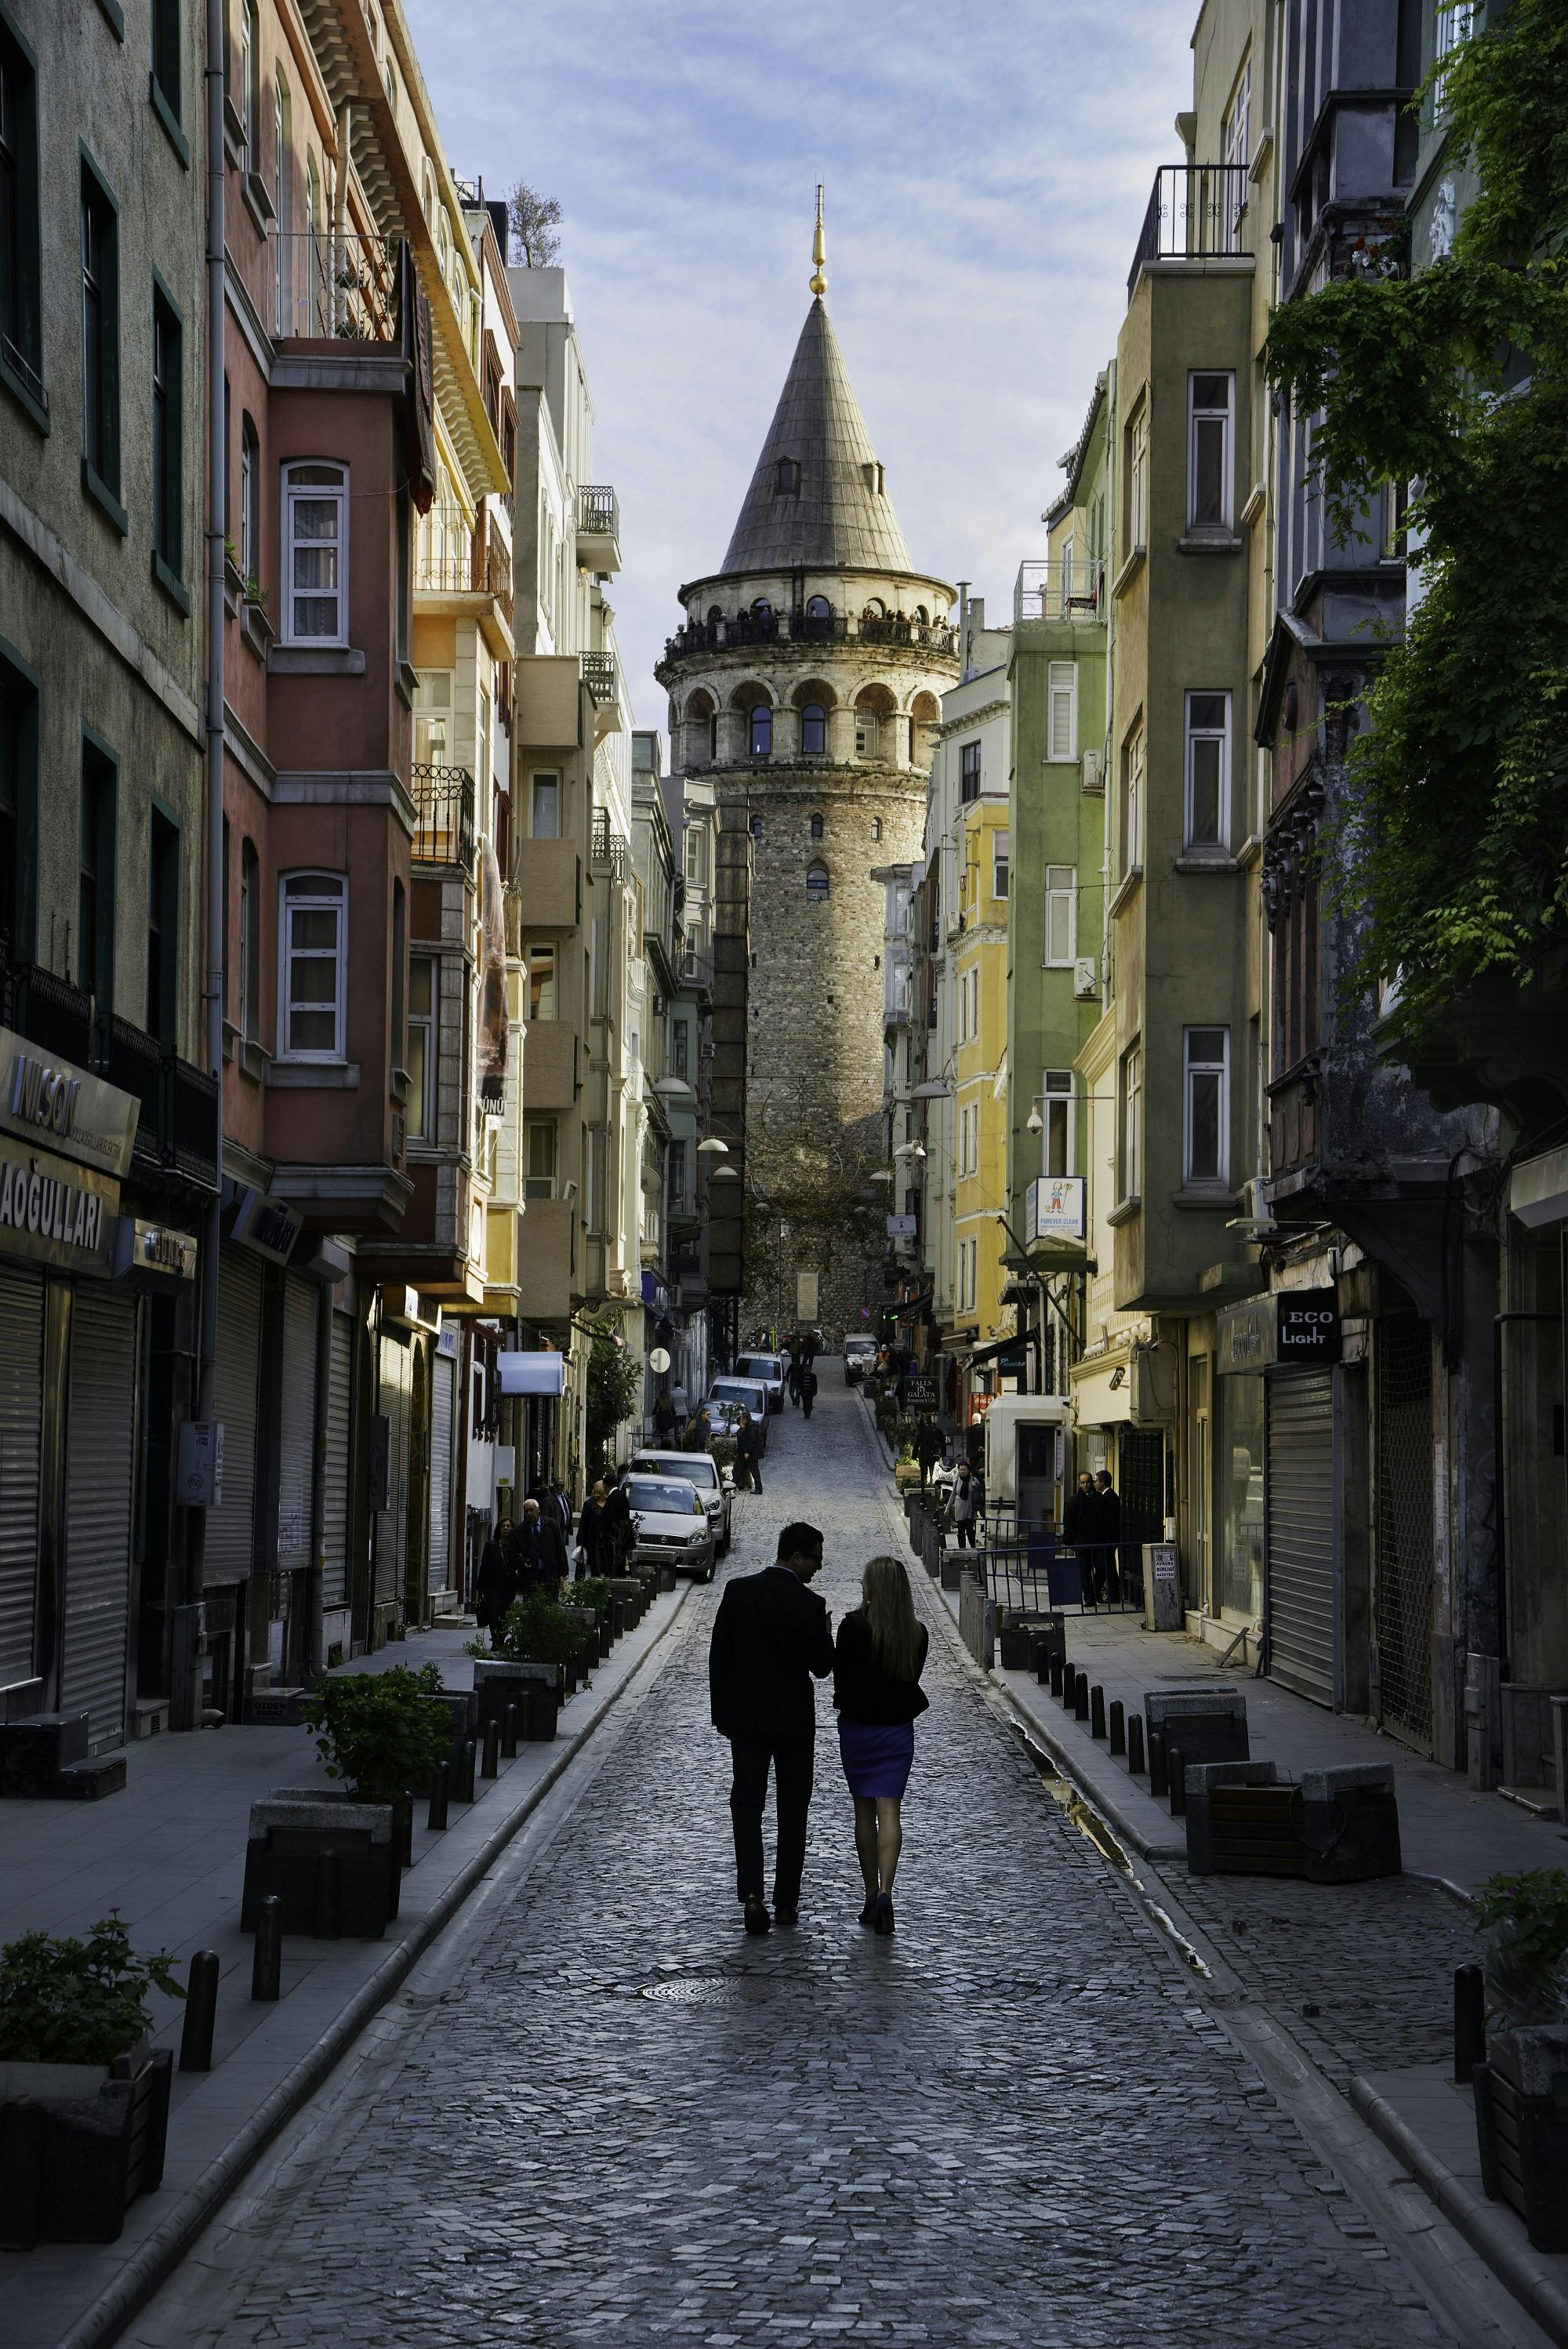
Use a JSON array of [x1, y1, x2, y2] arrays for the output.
[[0, 1029, 139, 1276], [0, 1027, 139, 1178]]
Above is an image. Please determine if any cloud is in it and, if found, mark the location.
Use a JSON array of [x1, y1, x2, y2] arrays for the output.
[[405, 0, 1194, 727]]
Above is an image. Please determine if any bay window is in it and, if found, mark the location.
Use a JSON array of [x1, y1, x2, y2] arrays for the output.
[[1184, 1026, 1229, 1186], [1185, 692, 1230, 852], [279, 870, 345, 1059], [281, 459, 347, 643]]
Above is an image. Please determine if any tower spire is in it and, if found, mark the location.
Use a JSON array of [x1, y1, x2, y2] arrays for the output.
[[810, 183, 826, 299]]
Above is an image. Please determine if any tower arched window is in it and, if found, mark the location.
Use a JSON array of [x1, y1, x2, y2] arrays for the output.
[[750, 815, 763, 840], [708, 716, 718, 760], [871, 817, 883, 842], [810, 811, 824, 840], [776, 458, 800, 496], [751, 598, 774, 629], [805, 594, 830, 620], [800, 703, 826, 756], [750, 705, 772, 757], [806, 861, 830, 902]]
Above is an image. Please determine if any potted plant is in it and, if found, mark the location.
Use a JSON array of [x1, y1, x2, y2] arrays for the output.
[[0, 1913, 182, 2246], [1470, 1871, 1568, 2249], [466, 1596, 581, 1737]]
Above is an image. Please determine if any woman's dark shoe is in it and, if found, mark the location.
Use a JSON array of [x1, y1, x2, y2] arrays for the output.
[[743, 1894, 771, 1937], [858, 1898, 878, 1928], [873, 1893, 895, 1936]]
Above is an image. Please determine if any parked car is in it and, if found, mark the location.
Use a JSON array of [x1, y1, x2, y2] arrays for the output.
[[628, 1449, 732, 1555], [733, 1352, 786, 1413], [706, 1378, 771, 1450], [622, 1475, 716, 1581], [844, 1336, 877, 1385]]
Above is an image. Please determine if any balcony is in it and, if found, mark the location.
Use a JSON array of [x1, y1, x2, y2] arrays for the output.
[[575, 484, 621, 575], [1127, 165, 1251, 300], [416, 506, 514, 652], [590, 811, 628, 880], [658, 610, 957, 667], [1014, 557, 1105, 626], [269, 228, 401, 343], [411, 763, 476, 874], [582, 652, 621, 739], [514, 835, 579, 930]]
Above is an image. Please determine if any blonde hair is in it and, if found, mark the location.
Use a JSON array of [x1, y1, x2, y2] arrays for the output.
[[860, 1554, 921, 1683]]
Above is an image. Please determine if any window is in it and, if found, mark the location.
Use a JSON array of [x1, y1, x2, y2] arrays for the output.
[[960, 741, 981, 802], [78, 739, 117, 1014], [151, 282, 183, 593], [530, 770, 559, 837], [1058, 535, 1075, 613], [667, 1138, 688, 1214], [407, 953, 434, 1138], [1047, 663, 1077, 761], [750, 598, 773, 626], [412, 670, 452, 766], [775, 458, 800, 496], [241, 0, 260, 152], [142, 808, 178, 1043], [855, 708, 879, 759], [524, 1120, 557, 1199], [1188, 372, 1234, 533], [1222, 59, 1250, 176], [279, 870, 345, 1059], [805, 594, 830, 620], [707, 713, 718, 761], [390, 877, 405, 1073], [272, 71, 292, 332], [800, 703, 826, 756], [239, 412, 260, 586], [1121, 723, 1145, 873], [810, 811, 823, 841], [239, 837, 260, 1038], [1120, 1043, 1142, 1201], [478, 686, 491, 787], [1040, 1069, 1074, 1178], [749, 703, 772, 757], [528, 943, 556, 1021], [750, 814, 762, 840], [993, 830, 1010, 900], [1436, 4, 1475, 62], [81, 161, 121, 509], [1185, 692, 1230, 852], [1044, 865, 1076, 964], [1126, 400, 1148, 549], [684, 826, 706, 886], [0, 16, 44, 420], [870, 817, 882, 843], [1184, 1026, 1229, 1185], [806, 860, 829, 901], [281, 461, 347, 643], [672, 1016, 688, 1079]]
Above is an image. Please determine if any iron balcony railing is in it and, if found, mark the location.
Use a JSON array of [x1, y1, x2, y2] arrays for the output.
[[269, 227, 401, 342], [1127, 164, 1250, 299], [581, 652, 617, 706], [1014, 557, 1105, 625], [577, 484, 619, 541], [590, 809, 628, 877], [412, 762, 477, 873], [416, 505, 513, 607], [660, 610, 957, 664]]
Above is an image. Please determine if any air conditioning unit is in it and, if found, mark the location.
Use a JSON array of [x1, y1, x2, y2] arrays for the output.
[[1080, 748, 1105, 795], [1073, 957, 1099, 1000], [1241, 1177, 1275, 1225]]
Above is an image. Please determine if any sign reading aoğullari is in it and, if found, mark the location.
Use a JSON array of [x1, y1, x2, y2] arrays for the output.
[[0, 1138, 117, 1273]]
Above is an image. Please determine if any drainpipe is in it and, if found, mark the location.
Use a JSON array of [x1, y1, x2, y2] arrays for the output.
[[307, 1279, 332, 1678]]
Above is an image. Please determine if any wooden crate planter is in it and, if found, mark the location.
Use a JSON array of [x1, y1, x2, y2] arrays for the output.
[[241, 1792, 398, 1937], [1185, 1760, 1402, 1882], [0, 2042, 172, 2246], [1474, 2026, 1568, 2252]]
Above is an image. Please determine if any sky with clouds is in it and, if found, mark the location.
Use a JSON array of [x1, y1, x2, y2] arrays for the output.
[[405, 0, 1197, 733]]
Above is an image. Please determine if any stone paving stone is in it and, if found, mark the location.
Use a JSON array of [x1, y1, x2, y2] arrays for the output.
[[135, 1381, 1452, 2349]]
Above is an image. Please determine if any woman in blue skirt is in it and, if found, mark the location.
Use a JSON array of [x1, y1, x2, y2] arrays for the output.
[[833, 1555, 930, 1934]]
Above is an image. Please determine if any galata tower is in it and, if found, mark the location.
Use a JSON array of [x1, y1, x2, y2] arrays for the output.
[[656, 199, 958, 1345]]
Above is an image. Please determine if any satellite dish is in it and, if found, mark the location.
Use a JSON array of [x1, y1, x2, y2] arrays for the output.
[[649, 1346, 672, 1374]]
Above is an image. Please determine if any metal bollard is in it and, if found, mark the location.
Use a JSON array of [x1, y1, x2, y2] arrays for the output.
[[0, 2098, 43, 2250], [1454, 1963, 1486, 2083], [251, 1893, 282, 2002], [1109, 1700, 1126, 1757], [1061, 1661, 1076, 1711], [501, 1702, 518, 1760], [314, 1849, 342, 1940], [461, 1737, 477, 1803], [1073, 1673, 1090, 1723], [1168, 1746, 1186, 1816], [1090, 1684, 1107, 1740], [1048, 1650, 1064, 1698], [397, 1791, 415, 1868], [427, 1758, 450, 1832], [1148, 1728, 1168, 1800], [482, 1719, 501, 1780], [1127, 1714, 1146, 1775], [180, 1949, 220, 2071]]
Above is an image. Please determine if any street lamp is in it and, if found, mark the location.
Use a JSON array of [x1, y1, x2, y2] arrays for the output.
[[695, 1135, 729, 1156]]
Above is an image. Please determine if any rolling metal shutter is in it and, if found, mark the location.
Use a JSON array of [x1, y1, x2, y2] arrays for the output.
[[1265, 1368, 1336, 1708], [62, 1287, 138, 1748], [208, 1250, 263, 1583], [276, 1276, 318, 1578], [0, 1267, 43, 1683], [376, 1331, 411, 1605], [428, 1351, 454, 1597], [321, 1311, 354, 1610], [1375, 1316, 1435, 1752]]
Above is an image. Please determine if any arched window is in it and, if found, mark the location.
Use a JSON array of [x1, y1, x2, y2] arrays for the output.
[[810, 811, 824, 840], [871, 817, 883, 842], [751, 598, 774, 630], [706, 604, 723, 627], [750, 815, 763, 840], [855, 707, 879, 759], [916, 604, 928, 623], [282, 460, 347, 644], [708, 715, 718, 760], [806, 861, 829, 901], [749, 705, 772, 757], [800, 703, 826, 756], [863, 597, 886, 620], [805, 594, 830, 620], [776, 458, 800, 496]]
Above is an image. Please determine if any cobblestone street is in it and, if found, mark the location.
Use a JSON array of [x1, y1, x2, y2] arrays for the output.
[[134, 1381, 1504, 2349]]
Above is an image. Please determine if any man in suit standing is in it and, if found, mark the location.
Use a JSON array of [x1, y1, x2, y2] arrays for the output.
[[517, 1495, 568, 1596], [1095, 1468, 1123, 1601], [709, 1520, 833, 1935]]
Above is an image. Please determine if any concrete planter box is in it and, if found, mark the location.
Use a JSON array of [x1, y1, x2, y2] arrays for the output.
[[1143, 1688, 1249, 1770], [1185, 1759, 1401, 1882], [241, 1791, 398, 1938], [939, 1555, 963, 1592], [0, 2040, 172, 2246], [472, 1660, 559, 1741], [1475, 2024, 1568, 2251]]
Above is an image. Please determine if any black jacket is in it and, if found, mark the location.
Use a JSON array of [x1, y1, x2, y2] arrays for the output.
[[710, 1565, 833, 1743], [475, 1542, 517, 1625], [1096, 1485, 1122, 1544], [513, 1517, 568, 1588], [735, 1418, 762, 1461], [1063, 1488, 1104, 1547], [833, 1610, 930, 1726]]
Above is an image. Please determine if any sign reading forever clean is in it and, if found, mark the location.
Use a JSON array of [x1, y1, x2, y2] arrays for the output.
[[0, 1027, 138, 1180]]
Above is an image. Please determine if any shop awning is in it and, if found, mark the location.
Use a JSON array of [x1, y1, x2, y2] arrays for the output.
[[959, 1330, 1036, 1367], [1069, 1353, 1134, 1425], [497, 1349, 565, 1397]]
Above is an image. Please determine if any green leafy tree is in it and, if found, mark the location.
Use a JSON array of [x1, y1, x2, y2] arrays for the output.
[[1265, 0, 1568, 1047], [506, 180, 562, 269], [586, 1316, 641, 1472]]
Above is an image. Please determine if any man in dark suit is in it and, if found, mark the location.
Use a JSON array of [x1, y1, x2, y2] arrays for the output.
[[517, 1495, 568, 1596], [709, 1520, 833, 1935]]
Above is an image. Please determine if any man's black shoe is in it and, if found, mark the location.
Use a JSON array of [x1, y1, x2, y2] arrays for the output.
[[773, 1903, 798, 1928], [743, 1894, 771, 1937]]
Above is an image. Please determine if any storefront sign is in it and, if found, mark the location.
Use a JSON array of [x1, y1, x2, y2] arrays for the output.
[[905, 1375, 938, 1412], [496, 1349, 566, 1397], [1217, 1290, 1341, 1373], [0, 1136, 118, 1273], [230, 1186, 304, 1265], [0, 1027, 137, 1179], [885, 1214, 916, 1237], [111, 1217, 198, 1287], [1025, 1176, 1086, 1243]]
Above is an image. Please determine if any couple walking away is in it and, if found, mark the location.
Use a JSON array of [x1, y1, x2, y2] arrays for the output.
[[709, 1523, 928, 1937]]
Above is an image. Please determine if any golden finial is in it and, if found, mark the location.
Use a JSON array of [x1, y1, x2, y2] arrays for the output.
[[810, 183, 826, 298]]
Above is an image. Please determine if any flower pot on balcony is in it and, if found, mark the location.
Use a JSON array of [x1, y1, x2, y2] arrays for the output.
[[0, 2042, 172, 2247]]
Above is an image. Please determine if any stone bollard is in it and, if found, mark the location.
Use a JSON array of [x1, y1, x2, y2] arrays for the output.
[[396, 1791, 415, 1868], [482, 1719, 501, 1780], [501, 1703, 518, 1761], [1073, 1674, 1090, 1724], [427, 1759, 450, 1832], [1109, 1700, 1125, 1756], [252, 1894, 282, 2001], [1454, 1964, 1486, 2084], [314, 1849, 342, 1940], [1168, 1747, 1186, 1816], [459, 1737, 477, 1802], [1127, 1714, 1146, 1776], [1149, 1728, 1168, 1800], [1090, 1685, 1107, 1741], [180, 1950, 220, 2071]]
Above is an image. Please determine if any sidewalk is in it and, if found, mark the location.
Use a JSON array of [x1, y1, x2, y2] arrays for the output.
[[0, 1584, 691, 2349]]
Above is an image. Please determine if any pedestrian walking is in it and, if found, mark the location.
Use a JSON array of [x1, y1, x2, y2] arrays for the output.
[[833, 1555, 929, 1935], [916, 1419, 942, 1490], [517, 1495, 568, 1596], [786, 1356, 802, 1407], [684, 1405, 713, 1454], [708, 1521, 833, 1934], [1063, 1472, 1105, 1603], [550, 1478, 573, 1538], [734, 1407, 764, 1493], [951, 1461, 979, 1548], [601, 1474, 633, 1570], [799, 1362, 818, 1420], [1094, 1469, 1123, 1601], [474, 1519, 517, 1649], [652, 1389, 678, 1444], [575, 1479, 609, 1578]]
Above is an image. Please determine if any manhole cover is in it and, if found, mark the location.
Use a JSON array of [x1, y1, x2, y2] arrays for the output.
[[640, 1977, 758, 2004]]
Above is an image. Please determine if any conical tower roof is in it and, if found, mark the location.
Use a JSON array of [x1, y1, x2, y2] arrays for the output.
[[719, 299, 915, 577]]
